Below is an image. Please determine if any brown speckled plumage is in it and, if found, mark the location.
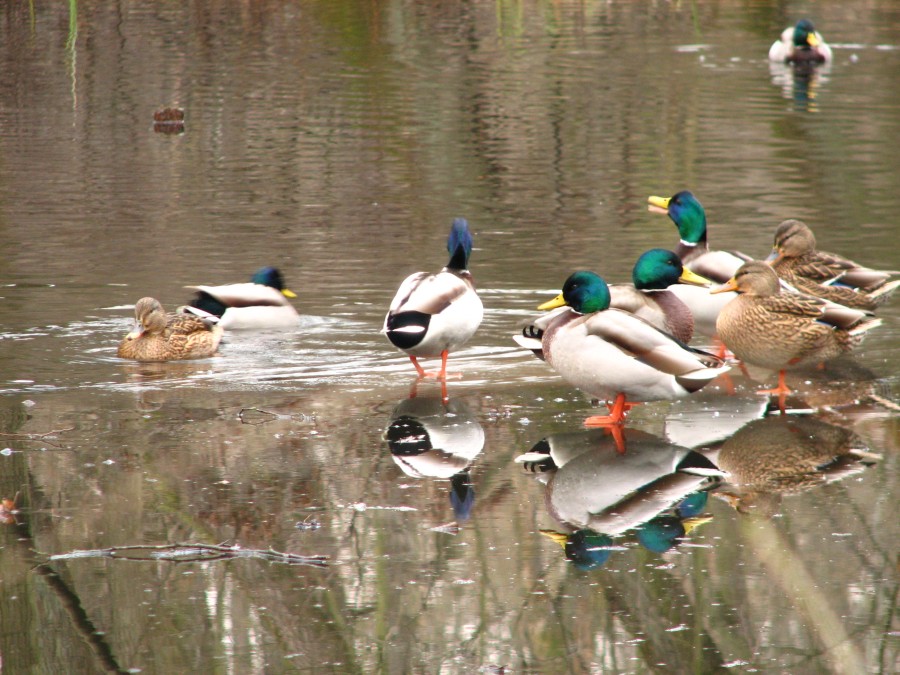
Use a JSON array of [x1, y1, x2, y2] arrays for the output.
[[715, 416, 879, 515], [769, 219, 900, 310], [715, 262, 879, 371], [117, 297, 223, 362]]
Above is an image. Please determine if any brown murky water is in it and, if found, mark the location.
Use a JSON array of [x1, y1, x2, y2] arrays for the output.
[[1, 1, 898, 673]]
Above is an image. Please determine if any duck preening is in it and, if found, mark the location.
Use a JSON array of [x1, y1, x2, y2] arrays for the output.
[[384, 218, 483, 381]]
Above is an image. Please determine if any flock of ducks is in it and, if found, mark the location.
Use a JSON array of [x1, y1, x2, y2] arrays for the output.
[[116, 186, 897, 427], [117, 22, 886, 434]]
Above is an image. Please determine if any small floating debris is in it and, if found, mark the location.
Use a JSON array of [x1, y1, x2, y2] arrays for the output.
[[153, 107, 185, 134]]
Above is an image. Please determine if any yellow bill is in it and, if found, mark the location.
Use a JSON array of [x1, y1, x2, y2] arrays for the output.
[[537, 293, 567, 311]]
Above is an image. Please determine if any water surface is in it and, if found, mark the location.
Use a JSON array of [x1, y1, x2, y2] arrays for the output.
[[1, 1, 898, 673]]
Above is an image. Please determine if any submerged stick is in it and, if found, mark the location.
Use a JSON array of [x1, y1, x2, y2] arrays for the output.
[[42, 542, 328, 567]]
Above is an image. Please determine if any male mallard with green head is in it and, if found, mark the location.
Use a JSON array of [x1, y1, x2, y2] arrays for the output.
[[535, 271, 729, 428], [184, 266, 299, 330], [769, 19, 832, 65], [384, 218, 483, 381]]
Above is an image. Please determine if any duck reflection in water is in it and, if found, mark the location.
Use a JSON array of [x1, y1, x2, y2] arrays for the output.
[[710, 415, 881, 517], [516, 428, 723, 569], [769, 60, 831, 113], [384, 395, 484, 523]]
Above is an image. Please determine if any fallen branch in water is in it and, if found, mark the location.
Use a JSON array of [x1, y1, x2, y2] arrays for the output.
[[868, 393, 900, 412], [41, 542, 328, 567], [0, 426, 75, 448], [238, 407, 316, 425]]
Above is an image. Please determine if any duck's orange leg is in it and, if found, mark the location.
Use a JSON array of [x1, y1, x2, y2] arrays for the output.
[[756, 369, 790, 413], [409, 355, 427, 378], [583, 393, 638, 426], [419, 350, 463, 380], [583, 394, 639, 454]]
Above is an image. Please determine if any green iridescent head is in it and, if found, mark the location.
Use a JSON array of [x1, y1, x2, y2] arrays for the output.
[[538, 271, 611, 314], [649, 190, 708, 246], [632, 249, 711, 290]]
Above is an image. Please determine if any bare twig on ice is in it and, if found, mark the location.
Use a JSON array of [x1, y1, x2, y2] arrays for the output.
[[41, 542, 328, 567]]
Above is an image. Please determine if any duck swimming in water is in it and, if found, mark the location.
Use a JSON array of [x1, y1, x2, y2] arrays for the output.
[[769, 19, 833, 65], [118, 297, 223, 362]]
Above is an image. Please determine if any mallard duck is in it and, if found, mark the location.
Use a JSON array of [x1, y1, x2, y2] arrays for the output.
[[610, 248, 712, 343], [534, 271, 730, 428], [117, 297, 223, 361], [713, 261, 882, 400], [647, 191, 752, 284], [647, 191, 751, 338], [769, 19, 833, 65], [514, 249, 711, 357], [767, 219, 900, 311], [183, 266, 299, 330], [384, 218, 483, 380]]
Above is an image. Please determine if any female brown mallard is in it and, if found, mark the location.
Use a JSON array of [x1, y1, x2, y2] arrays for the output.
[[713, 261, 882, 400], [117, 297, 224, 362], [767, 219, 900, 311]]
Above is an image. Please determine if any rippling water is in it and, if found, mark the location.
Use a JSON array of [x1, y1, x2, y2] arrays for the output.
[[1, 1, 898, 673]]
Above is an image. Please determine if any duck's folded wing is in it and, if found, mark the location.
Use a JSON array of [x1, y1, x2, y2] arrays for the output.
[[584, 309, 726, 375], [690, 250, 749, 283], [609, 285, 650, 315], [185, 283, 290, 307], [388, 271, 470, 315]]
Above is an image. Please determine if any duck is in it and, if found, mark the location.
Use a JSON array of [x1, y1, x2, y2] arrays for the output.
[[533, 271, 730, 429], [117, 297, 224, 361], [183, 266, 299, 330], [767, 219, 900, 311], [647, 190, 751, 338], [514, 248, 711, 357], [384, 218, 483, 380], [647, 190, 752, 284], [713, 261, 882, 402], [609, 248, 712, 343], [768, 19, 833, 65]]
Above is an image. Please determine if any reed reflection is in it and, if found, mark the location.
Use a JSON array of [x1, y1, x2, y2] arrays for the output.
[[516, 428, 722, 569], [383, 395, 484, 523]]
